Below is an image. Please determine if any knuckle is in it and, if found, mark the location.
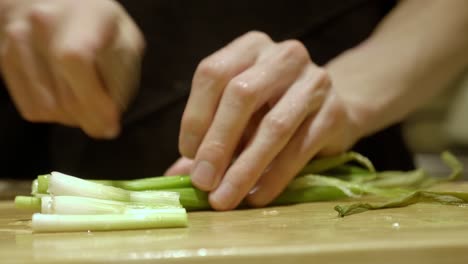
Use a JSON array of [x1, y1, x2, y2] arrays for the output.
[[243, 31, 271, 43], [4, 23, 28, 43], [315, 67, 331, 87], [181, 113, 208, 136], [200, 140, 228, 158], [20, 108, 51, 123], [18, 107, 36, 122], [53, 45, 92, 65], [228, 78, 259, 103], [195, 57, 229, 82], [277, 39, 309, 62], [27, 3, 57, 25], [263, 115, 291, 139], [121, 27, 146, 55], [36, 99, 59, 122]]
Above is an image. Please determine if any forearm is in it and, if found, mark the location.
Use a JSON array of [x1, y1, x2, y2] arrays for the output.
[[327, 0, 468, 138]]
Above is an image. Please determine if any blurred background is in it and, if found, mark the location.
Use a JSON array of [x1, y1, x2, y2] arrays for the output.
[[404, 70, 468, 178]]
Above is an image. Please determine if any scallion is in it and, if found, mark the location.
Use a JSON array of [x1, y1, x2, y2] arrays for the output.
[[32, 213, 188, 232]]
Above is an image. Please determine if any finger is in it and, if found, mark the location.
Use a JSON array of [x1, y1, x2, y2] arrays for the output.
[[52, 8, 120, 138], [179, 31, 271, 158], [234, 104, 270, 157], [0, 21, 61, 123], [191, 40, 310, 193], [209, 66, 330, 210], [164, 157, 195, 176], [246, 92, 343, 207], [96, 14, 145, 111], [52, 75, 81, 127], [0, 38, 36, 119], [27, 3, 77, 126]]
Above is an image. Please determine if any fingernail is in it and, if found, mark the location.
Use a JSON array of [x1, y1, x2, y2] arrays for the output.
[[191, 160, 216, 190], [210, 182, 237, 209], [180, 133, 200, 158]]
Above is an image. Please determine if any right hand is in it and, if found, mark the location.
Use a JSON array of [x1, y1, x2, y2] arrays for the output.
[[0, 0, 145, 139]]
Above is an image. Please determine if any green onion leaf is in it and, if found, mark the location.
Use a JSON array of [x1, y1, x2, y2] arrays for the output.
[[335, 190, 468, 217], [299, 152, 375, 175]]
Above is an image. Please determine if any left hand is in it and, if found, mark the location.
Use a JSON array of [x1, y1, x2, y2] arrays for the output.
[[175, 31, 363, 210]]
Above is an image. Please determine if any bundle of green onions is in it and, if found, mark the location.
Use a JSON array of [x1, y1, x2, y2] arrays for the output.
[[16, 172, 188, 232], [15, 151, 468, 233]]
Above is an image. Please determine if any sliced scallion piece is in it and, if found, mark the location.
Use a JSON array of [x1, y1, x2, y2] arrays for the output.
[[32, 212, 188, 232], [96, 175, 193, 191], [15, 196, 41, 211], [47, 172, 181, 206], [40, 196, 184, 215]]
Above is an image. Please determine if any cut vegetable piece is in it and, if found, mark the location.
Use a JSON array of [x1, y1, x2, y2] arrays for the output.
[[97, 175, 193, 191], [285, 175, 393, 197], [32, 212, 188, 232], [366, 169, 427, 189], [440, 151, 463, 181], [47, 172, 181, 206], [299, 152, 375, 175], [39, 176, 192, 193], [128, 191, 181, 206], [48, 172, 130, 201], [15, 196, 41, 211], [335, 151, 466, 216], [166, 188, 211, 210], [324, 165, 374, 176], [40, 196, 184, 214], [335, 190, 468, 217], [37, 175, 49, 194], [367, 151, 463, 189], [31, 180, 39, 195]]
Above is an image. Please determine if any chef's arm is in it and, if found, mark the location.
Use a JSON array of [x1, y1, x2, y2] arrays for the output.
[[327, 0, 468, 138]]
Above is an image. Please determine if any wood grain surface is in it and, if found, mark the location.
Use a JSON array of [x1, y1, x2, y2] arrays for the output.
[[1, 182, 468, 264]]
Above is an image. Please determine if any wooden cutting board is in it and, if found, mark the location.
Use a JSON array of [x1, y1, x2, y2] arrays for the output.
[[1, 182, 468, 264]]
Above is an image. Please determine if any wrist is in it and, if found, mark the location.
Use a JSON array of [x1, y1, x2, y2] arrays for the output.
[[326, 43, 412, 139]]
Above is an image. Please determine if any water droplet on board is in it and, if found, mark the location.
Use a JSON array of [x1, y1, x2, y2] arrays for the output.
[[262, 210, 279, 216]]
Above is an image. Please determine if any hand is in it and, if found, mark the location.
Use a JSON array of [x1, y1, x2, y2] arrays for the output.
[[178, 31, 363, 210], [0, 0, 145, 139]]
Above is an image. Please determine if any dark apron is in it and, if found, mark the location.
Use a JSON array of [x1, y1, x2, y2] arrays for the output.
[[0, 0, 413, 179]]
